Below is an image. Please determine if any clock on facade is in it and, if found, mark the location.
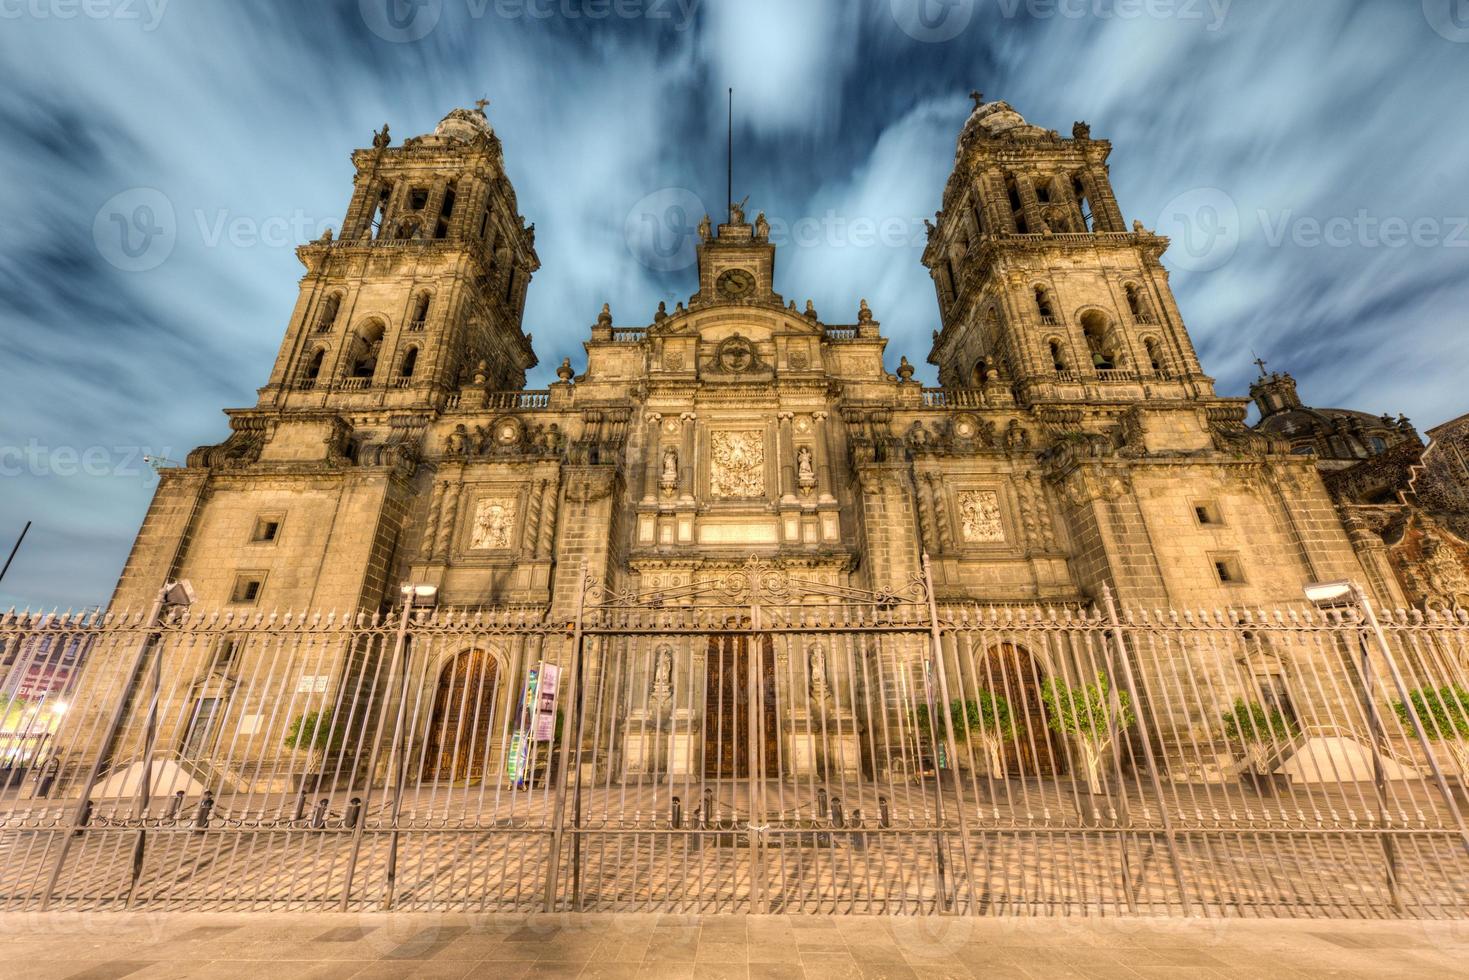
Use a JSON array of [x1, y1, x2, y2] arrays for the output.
[[716, 268, 755, 299]]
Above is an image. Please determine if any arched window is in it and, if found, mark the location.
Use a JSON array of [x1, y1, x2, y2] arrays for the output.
[[1124, 283, 1154, 323], [349, 320, 385, 380], [315, 294, 341, 333], [1080, 311, 1115, 370], [1071, 174, 1093, 231], [972, 358, 989, 386], [1005, 175, 1028, 234], [1034, 286, 1056, 322], [370, 184, 391, 239], [1143, 337, 1164, 374], [434, 181, 457, 239], [301, 348, 325, 385], [1370, 435, 1388, 455], [1049, 339, 1067, 372], [409, 292, 430, 331], [399, 347, 418, 379]]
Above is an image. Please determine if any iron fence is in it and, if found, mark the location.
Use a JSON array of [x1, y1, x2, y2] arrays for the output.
[[0, 562, 1466, 916]]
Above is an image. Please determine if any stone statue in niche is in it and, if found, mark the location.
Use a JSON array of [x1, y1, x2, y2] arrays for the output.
[[809, 643, 831, 704], [797, 446, 816, 494], [651, 644, 673, 705], [660, 448, 679, 498]]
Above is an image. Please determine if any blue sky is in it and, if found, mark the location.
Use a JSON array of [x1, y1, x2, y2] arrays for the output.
[[1, 0, 1466, 609]]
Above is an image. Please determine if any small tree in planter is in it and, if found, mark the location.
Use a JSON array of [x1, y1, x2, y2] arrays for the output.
[[283, 709, 344, 781], [913, 695, 1016, 774], [1041, 673, 1134, 794], [1221, 699, 1299, 771], [1393, 685, 1469, 777]]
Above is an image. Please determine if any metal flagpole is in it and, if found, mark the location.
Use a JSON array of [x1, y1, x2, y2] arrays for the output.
[[0, 520, 31, 587]]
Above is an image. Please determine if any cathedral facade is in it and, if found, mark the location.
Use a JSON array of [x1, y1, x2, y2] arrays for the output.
[[113, 99, 1398, 622]]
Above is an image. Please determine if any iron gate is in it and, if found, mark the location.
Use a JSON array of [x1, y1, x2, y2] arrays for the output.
[[1, 561, 1467, 916]]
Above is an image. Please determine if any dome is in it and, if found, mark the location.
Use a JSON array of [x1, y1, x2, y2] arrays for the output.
[[431, 106, 494, 143], [960, 99, 1051, 145]]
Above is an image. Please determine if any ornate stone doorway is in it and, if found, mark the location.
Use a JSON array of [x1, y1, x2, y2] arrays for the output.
[[703, 631, 778, 780], [423, 649, 499, 782]]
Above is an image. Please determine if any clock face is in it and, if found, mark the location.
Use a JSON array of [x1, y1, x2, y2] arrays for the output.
[[716, 268, 755, 299]]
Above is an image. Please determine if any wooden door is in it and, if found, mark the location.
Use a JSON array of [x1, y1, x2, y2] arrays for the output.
[[424, 650, 498, 782], [981, 643, 1064, 777], [702, 633, 778, 780], [704, 635, 745, 779]]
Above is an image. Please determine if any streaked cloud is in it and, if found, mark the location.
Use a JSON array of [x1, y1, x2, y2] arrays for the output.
[[0, 0, 1463, 607]]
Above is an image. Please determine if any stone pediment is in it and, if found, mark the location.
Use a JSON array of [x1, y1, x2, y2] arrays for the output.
[[647, 303, 825, 340]]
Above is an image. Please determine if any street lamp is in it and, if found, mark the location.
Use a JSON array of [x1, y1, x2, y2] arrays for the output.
[[401, 583, 439, 608]]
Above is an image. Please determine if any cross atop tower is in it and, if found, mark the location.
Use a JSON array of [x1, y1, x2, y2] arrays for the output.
[[473, 97, 490, 113], [1252, 352, 1269, 377], [970, 90, 984, 109]]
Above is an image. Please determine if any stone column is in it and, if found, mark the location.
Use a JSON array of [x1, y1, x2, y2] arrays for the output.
[[641, 412, 662, 503], [1016, 173, 1044, 235], [914, 470, 938, 554], [422, 482, 445, 560], [777, 412, 796, 501], [811, 412, 835, 503], [537, 476, 559, 558], [523, 480, 546, 558], [679, 412, 697, 499], [435, 482, 461, 559]]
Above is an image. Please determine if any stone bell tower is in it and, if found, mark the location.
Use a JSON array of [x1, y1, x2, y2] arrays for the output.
[[260, 103, 540, 408], [924, 95, 1212, 407]]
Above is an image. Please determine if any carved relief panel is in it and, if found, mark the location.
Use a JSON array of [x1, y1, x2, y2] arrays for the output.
[[956, 489, 1006, 544], [709, 430, 766, 498], [469, 495, 518, 551]]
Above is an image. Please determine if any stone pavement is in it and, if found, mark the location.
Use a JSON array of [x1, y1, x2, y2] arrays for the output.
[[0, 911, 1464, 979]]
